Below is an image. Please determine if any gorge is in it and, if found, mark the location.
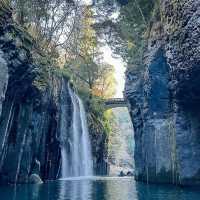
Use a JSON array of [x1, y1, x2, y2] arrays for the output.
[[0, 0, 200, 199], [0, 4, 105, 184]]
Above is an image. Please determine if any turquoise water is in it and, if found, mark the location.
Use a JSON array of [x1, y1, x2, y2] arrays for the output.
[[1, 177, 200, 200]]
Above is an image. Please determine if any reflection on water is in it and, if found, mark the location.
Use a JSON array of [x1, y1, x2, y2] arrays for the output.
[[0, 177, 200, 200], [59, 178, 92, 200], [105, 177, 138, 200]]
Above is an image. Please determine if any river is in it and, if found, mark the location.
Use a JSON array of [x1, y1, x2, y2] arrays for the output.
[[1, 177, 200, 200]]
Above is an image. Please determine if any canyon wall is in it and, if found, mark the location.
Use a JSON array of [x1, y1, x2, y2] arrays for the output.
[[0, 5, 107, 184], [0, 10, 70, 183], [125, 0, 200, 185]]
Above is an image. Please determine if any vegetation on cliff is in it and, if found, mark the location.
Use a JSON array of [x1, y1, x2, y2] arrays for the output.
[[6, 0, 161, 173], [1, 0, 118, 169], [93, 0, 159, 67]]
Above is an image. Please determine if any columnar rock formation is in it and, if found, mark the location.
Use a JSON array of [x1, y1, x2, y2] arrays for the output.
[[125, 0, 200, 185], [0, 4, 108, 184], [0, 7, 71, 183]]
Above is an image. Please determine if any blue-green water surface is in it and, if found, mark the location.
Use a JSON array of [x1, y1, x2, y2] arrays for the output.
[[0, 177, 200, 200]]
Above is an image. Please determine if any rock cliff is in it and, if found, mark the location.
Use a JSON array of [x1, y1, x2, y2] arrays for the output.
[[125, 0, 200, 185], [0, 8, 71, 183], [90, 121, 109, 175], [0, 4, 108, 184]]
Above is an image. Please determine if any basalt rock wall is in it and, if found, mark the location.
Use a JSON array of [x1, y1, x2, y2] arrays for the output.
[[0, 5, 73, 184], [0, 4, 108, 184], [125, 0, 200, 185]]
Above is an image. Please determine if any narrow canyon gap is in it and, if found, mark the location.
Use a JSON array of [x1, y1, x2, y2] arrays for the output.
[[0, 1, 200, 200]]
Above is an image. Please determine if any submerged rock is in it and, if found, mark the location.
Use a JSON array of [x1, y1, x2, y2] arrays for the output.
[[29, 174, 43, 184], [119, 171, 125, 177], [127, 171, 133, 176]]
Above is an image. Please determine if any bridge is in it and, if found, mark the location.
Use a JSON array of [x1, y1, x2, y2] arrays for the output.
[[104, 98, 127, 109]]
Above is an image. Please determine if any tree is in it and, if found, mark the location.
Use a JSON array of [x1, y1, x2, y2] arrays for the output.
[[92, 0, 156, 65], [92, 63, 116, 98], [10, 0, 117, 99], [12, 0, 80, 56], [65, 6, 116, 99]]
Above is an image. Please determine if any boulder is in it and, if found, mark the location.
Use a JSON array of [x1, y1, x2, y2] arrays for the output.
[[28, 174, 43, 184]]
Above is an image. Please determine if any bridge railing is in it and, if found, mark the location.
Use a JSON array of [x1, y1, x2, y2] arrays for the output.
[[106, 98, 124, 101], [104, 98, 127, 108]]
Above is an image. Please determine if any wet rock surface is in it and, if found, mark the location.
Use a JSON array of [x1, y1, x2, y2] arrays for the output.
[[89, 121, 109, 175], [0, 4, 108, 184], [0, 5, 73, 185], [28, 174, 43, 184], [125, 0, 200, 185], [0, 50, 8, 117]]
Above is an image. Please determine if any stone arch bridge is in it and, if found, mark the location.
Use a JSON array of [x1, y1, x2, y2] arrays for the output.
[[104, 98, 127, 109]]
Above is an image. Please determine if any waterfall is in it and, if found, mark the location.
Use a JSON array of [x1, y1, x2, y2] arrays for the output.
[[60, 80, 93, 178], [78, 97, 93, 176]]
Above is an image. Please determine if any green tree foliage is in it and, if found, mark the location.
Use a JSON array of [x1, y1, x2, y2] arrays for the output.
[[11, 0, 80, 56], [10, 1, 117, 99], [93, 0, 156, 66], [65, 6, 116, 99], [7, 0, 117, 146], [92, 63, 116, 99]]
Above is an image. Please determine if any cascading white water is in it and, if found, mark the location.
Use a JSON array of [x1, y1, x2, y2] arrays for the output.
[[78, 97, 93, 176], [60, 80, 93, 178]]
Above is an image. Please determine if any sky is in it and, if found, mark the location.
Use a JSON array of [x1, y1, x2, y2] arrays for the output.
[[83, 0, 92, 5]]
